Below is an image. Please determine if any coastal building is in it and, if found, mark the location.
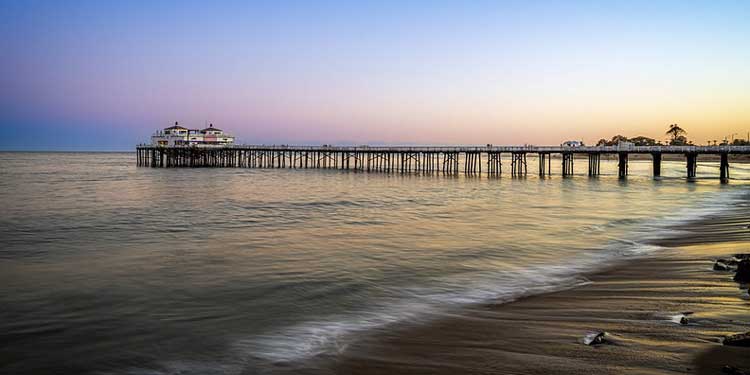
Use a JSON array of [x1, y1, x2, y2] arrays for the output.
[[151, 122, 235, 147]]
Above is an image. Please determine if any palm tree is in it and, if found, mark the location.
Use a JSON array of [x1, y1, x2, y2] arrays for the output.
[[666, 124, 686, 143]]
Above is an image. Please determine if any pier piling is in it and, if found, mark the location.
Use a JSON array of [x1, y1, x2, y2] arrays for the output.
[[720, 153, 729, 183], [618, 152, 629, 178], [686, 153, 698, 180], [561, 153, 574, 176], [652, 153, 662, 178], [587, 153, 600, 176]]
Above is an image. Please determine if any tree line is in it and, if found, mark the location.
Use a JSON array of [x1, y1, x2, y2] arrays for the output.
[[596, 124, 689, 146]]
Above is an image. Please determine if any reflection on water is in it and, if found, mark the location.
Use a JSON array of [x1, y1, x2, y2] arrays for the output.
[[0, 152, 748, 374]]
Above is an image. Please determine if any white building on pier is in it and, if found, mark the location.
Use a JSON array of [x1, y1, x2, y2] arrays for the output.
[[151, 122, 235, 147]]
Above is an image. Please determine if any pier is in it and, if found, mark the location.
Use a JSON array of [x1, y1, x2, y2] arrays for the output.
[[136, 145, 750, 182]]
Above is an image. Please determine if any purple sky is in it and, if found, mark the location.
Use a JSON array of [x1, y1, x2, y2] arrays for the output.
[[2, 1, 749, 150]]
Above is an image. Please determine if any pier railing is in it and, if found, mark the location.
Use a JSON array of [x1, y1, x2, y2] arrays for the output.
[[138, 143, 750, 153]]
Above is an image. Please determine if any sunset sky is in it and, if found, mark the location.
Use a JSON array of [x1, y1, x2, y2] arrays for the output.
[[1, 0, 749, 150]]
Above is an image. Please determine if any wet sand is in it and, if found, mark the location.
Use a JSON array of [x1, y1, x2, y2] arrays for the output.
[[311, 210, 750, 374]]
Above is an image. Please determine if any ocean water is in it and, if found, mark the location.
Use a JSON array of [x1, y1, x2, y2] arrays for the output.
[[1, 152, 749, 374]]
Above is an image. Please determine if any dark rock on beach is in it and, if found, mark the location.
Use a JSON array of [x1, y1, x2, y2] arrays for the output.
[[734, 260, 750, 283], [723, 332, 750, 347], [583, 331, 607, 345], [718, 258, 740, 266], [723, 365, 750, 375], [672, 311, 693, 325], [714, 261, 732, 271]]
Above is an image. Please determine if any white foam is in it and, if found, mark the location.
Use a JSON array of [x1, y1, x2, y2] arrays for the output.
[[234, 300, 429, 363]]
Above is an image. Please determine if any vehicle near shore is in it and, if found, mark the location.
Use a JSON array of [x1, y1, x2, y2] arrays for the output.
[[561, 140, 584, 148]]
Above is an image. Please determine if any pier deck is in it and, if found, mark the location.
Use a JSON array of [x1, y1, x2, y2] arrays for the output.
[[136, 145, 750, 182]]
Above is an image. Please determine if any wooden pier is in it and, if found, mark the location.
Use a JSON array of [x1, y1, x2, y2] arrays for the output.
[[136, 145, 750, 182]]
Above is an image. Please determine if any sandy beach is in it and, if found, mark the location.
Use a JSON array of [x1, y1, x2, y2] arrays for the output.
[[297, 208, 750, 374]]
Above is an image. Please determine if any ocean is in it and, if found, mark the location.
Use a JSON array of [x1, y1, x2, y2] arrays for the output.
[[1, 152, 748, 374]]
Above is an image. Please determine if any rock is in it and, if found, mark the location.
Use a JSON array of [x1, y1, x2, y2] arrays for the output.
[[723, 332, 750, 347], [671, 312, 693, 325], [723, 365, 750, 375], [583, 331, 607, 345], [718, 258, 740, 266], [715, 261, 732, 271], [734, 260, 750, 283]]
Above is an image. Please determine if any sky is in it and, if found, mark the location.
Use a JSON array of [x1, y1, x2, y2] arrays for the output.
[[1, 0, 749, 150]]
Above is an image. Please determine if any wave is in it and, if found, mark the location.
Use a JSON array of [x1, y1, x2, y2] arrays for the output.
[[232, 188, 749, 367], [232, 241, 663, 368]]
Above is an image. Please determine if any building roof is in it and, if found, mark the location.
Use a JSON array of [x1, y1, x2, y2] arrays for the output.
[[201, 124, 222, 132], [165, 121, 188, 131]]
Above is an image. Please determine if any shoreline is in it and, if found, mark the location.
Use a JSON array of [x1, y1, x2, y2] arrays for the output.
[[300, 201, 750, 374]]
